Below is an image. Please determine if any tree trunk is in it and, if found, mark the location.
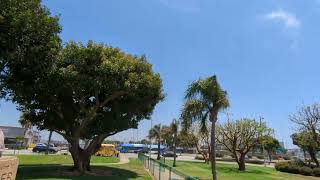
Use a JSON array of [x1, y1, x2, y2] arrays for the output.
[[195, 143, 209, 163], [70, 148, 91, 174], [45, 131, 53, 155], [308, 150, 320, 167], [210, 120, 217, 180], [238, 155, 246, 171], [69, 136, 104, 173], [157, 138, 161, 160], [173, 131, 177, 167], [267, 151, 272, 164]]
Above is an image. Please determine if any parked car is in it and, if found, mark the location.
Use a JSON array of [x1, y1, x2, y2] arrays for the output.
[[32, 144, 58, 153], [162, 151, 178, 157]]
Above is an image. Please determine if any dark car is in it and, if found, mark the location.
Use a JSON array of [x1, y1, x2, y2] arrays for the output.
[[32, 144, 58, 153], [162, 151, 178, 157]]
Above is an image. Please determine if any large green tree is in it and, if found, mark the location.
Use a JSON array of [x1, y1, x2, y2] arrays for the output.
[[1, 1, 163, 173], [181, 76, 229, 180], [216, 118, 272, 171], [4, 40, 164, 173]]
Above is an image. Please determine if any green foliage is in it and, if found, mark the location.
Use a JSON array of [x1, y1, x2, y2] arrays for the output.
[[181, 76, 229, 130], [312, 168, 320, 177], [291, 131, 320, 152], [0, 0, 61, 99], [149, 124, 162, 141], [275, 161, 320, 177], [299, 166, 313, 176], [261, 136, 281, 152], [275, 161, 290, 172], [291, 131, 320, 166]]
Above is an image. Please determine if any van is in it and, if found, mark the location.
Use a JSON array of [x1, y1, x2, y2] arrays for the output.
[[95, 144, 119, 157]]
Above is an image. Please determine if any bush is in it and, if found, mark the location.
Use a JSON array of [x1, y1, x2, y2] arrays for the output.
[[313, 168, 320, 177], [275, 161, 289, 172], [246, 159, 264, 165], [287, 165, 300, 174], [290, 159, 305, 167], [256, 155, 264, 159], [283, 155, 291, 160], [216, 152, 224, 158], [299, 166, 313, 176], [195, 155, 205, 160], [271, 155, 279, 160]]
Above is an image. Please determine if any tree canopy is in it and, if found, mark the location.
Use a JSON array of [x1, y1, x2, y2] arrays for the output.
[[216, 118, 272, 171], [0, 0, 61, 99], [181, 75, 229, 180], [291, 131, 320, 167], [261, 135, 281, 162]]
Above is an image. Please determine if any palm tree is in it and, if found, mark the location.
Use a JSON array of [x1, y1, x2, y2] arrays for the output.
[[171, 119, 178, 167], [149, 124, 162, 160], [181, 75, 229, 180], [19, 113, 33, 146], [19, 112, 53, 155]]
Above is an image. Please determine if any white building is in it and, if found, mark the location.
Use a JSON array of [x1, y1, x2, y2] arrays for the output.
[[0, 126, 41, 148]]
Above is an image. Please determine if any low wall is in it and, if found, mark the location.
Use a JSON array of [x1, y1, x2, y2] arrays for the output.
[[0, 156, 19, 180]]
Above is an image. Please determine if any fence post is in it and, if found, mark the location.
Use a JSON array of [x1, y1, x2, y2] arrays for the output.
[[169, 166, 172, 180], [153, 160, 155, 176], [159, 162, 161, 180]]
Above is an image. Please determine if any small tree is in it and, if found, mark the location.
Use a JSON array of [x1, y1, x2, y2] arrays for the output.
[[180, 120, 211, 163], [291, 131, 320, 167], [261, 136, 281, 163], [290, 104, 320, 146], [216, 118, 272, 171]]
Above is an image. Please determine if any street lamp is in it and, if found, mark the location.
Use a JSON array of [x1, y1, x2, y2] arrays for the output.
[[260, 117, 266, 167]]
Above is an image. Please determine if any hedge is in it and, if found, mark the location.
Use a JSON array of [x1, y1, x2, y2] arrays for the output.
[[275, 160, 320, 177]]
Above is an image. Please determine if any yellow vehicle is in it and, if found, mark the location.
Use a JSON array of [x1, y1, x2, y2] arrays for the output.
[[95, 144, 119, 157]]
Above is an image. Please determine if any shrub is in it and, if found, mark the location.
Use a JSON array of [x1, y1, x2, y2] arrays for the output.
[[299, 166, 313, 176], [313, 168, 320, 177], [275, 161, 289, 172], [246, 159, 264, 165], [195, 155, 205, 160], [216, 152, 224, 158], [290, 158, 305, 167], [256, 155, 264, 159], [283, 155, 291, 160], [287, 165, 300, 174], [271, 155, 279, 160]]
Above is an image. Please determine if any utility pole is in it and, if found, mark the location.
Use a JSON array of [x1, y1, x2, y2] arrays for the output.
[[260, 117, 266, 167]]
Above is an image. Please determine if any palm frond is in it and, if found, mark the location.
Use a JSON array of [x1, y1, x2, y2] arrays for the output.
[[180, 99, 207, 131]]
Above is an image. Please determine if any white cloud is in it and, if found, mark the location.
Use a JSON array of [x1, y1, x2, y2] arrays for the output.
[[265, 10, 300, 28]]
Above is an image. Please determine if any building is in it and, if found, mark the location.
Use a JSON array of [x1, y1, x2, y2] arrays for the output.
[[0, 126, 41, 148]]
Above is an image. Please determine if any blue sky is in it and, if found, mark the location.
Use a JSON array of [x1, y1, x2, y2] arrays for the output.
[[1, 0, 320, 148]]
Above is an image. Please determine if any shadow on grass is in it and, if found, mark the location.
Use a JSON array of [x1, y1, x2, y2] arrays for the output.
[[17, 165, 141, 180], [217, 166, 271, 175], [173, 161, 272, 176]]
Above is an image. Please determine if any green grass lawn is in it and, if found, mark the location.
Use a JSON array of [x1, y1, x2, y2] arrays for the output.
[[16, 155, 119, 165], [17, 158, 151, 180], [166, 160, 320, 180]]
